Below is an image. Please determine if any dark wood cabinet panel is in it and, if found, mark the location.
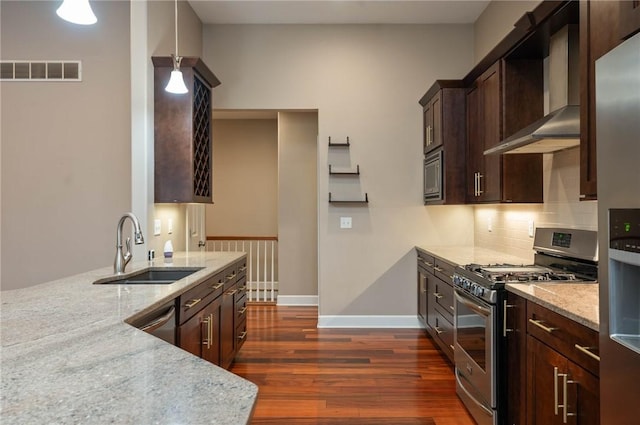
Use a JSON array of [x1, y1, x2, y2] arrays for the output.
[[619, 0, 640, 40], [579, 1, 622, 200], [417, 268, 428, 328], [220, 282, 237, 369], [152, 57, 221, 203], [419, 81, 467, 205], [527, 336, 568, 425], [505, 292, 527, 425]]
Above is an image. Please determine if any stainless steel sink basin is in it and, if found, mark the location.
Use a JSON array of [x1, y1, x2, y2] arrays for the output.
[[93, 267, 204, 285]]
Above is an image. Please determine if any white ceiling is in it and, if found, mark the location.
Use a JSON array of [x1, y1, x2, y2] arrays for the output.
[[188, 0, 491, 25]]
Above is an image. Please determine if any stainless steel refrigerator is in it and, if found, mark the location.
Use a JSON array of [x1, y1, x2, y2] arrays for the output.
[[596, 31, 640, 423]]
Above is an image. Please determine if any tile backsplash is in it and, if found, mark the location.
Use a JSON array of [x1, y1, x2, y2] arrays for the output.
[[474, 148, 597, 260]]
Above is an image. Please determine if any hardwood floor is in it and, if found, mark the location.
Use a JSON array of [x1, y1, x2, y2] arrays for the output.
[[230, 305, 475, 425]]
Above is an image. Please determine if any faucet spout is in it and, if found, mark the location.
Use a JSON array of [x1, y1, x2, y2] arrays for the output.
[[114, 212, 145, 274]]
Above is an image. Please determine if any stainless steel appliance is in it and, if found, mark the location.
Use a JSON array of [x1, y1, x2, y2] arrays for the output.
[[453, 228, 598, 425], [130, 301, 177, 345], [423, 149, 443, 202], [596, 31, 640, 424]]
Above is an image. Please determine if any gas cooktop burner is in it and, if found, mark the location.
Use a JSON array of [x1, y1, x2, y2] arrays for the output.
[[464, 263, 578, 283]]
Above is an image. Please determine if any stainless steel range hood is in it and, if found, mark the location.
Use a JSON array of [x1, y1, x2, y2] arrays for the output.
[[485, 25, 580, 155]]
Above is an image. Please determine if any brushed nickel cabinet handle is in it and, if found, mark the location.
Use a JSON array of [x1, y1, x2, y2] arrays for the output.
[[211, 282, 224, 290], [503, 300, 515, 337], [449, 344, 455, 350], [202, 315, 211, 349], [237, 331, 247, 341], [433, 292, 443, 299], [529, 318, 558, 333], [226, 273, 236, 281], [563, 373, 576, 423], [575, 344, 600, 361], [225, 289, 237, 296], [554, 367, 560, 415], [239, 266, 247, 272], [239, 307, 247, 315], [449, 305, 455, 311], [185, 298, 202, 309], [434, 327, 443, 335], [434, 266, 443, 272]]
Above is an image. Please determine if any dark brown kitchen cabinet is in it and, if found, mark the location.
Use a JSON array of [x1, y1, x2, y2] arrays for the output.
[[419, 81, 467, 204], [176, 257, 247, 369], [416, 249, 454, 363], [152, 56, 221, 203], [579, 1, 622, 200], [505, 292, 527, 425], [467, 61, 543, 204], [178, 297, 221, 365], [524, 296, 600, 425], [619, 0, 640, 40]]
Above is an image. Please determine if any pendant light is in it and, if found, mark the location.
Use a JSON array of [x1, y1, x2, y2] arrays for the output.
[[165, 0, 188, 94], [56, 0, 97, 25]]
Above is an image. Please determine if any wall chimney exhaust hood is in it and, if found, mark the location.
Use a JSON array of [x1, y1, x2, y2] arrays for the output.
[[485, 25, 580, 155]]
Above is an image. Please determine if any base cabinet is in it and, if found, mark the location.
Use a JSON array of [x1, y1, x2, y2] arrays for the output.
[[506, 292, 600, 425], [417, 249, 454, 363], [177, 257, 247, 370]]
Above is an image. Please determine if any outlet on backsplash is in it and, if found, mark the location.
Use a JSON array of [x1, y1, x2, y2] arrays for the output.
[[488, 216, 493, 232], [528, 220, 535, 238]]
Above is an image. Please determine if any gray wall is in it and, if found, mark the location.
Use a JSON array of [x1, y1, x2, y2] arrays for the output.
[[206, 119, 279, 237], [1, 0, 131, 290], [202, 24, 476, 321], [278, 111, 318, 298]]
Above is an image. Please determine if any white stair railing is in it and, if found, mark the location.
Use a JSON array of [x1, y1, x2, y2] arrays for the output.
[[206, 237, 278, 303]]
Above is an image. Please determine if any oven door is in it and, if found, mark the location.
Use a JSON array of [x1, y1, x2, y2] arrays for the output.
[[454, 288, 495, 408]]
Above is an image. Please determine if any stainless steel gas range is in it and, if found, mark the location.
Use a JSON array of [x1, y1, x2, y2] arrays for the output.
[[452, 228, 598, 425]]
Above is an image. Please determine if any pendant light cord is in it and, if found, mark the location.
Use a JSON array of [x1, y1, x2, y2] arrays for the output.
[[174, 0, 179, 58]]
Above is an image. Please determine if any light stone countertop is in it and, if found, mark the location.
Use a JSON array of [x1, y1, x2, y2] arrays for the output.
[[0, 251, 258, 425], [416, 245, 534, 267], [415, 245, 599, 331], [506, 282, 600, 331]]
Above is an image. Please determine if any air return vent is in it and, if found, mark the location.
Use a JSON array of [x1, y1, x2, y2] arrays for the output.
[[0, 60, 81, 81]]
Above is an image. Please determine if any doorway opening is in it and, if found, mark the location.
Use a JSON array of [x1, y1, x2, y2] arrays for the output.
[[203, 110, 318, 304]]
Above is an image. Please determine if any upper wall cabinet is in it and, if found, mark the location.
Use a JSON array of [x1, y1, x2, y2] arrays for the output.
[[152, 57, 221, 204], [579, 1, 623, 200], [466, 61, 543, 204], [619, 0, 640, 40], [419, 81, 467, 205]]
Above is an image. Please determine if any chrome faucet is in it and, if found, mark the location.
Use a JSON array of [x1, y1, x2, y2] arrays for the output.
[[114, 212, 145, 274]]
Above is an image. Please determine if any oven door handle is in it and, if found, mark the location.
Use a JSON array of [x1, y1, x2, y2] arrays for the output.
[[454, 290, 491, 317]]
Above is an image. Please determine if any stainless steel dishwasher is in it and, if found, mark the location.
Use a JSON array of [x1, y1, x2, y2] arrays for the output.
[[130, 301, 177, 345]]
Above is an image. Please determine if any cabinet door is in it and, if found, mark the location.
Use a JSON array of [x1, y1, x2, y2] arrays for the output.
[[479, 63, 502, 202], [466, 84, 483, 201], [177, 308, 206, 359], [201, 298, 221, 366], [527, 336, 567, 425], [424, 100, 433, 154], [220, 284, 237, 369], [431, 92, 443, 150], [579, 0, 622, 200], [566, 360, 600, 425], [505, 293, 527, 425], [619, 0, 640, 40], [417, 269, 428, 328]]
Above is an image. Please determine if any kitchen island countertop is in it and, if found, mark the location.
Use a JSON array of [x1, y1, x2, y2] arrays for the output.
[[0, 251, 258, 424]]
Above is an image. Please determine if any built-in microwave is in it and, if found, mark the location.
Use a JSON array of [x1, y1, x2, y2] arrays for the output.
[[424, 149, 443, 203]]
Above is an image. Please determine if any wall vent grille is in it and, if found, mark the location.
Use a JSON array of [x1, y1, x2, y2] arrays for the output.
[[0, 60, 82, 81]]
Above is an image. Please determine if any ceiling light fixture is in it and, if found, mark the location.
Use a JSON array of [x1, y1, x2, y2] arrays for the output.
[[56, 0, 97, 25], [165, 0, 188, 94]]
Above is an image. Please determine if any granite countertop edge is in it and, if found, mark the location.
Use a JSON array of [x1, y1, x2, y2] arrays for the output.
[[0, 251, 258, 425], [415, 245, 600, 332]]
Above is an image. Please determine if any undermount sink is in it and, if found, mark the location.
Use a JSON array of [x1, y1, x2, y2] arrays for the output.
[[93, 267, 204, 285]]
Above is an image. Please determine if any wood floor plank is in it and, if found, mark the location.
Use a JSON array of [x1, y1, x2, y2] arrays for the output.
[[230, 305, 475, 425]]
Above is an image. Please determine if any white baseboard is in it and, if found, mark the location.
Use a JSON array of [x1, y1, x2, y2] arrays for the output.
[[276, 295, 319, 306], [317, 315, 423, 328]]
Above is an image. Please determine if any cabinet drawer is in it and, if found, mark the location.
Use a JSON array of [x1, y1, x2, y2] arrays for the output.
[[236, 257, 247, 280], [434, 258, 455, 283], [417, 251, 435, 271], [527, 301, 599, 376], [236, 294, 247, 323], [427, 303, 454, 362], [222, 265, 238, 291], [178, 271, 225, 325], [236, 319, 247, 352], [431, 276, 454, 323]]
